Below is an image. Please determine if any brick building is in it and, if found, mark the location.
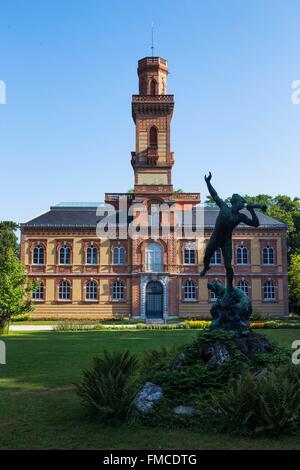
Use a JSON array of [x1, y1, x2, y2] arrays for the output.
[[20, 56, 289, 319]]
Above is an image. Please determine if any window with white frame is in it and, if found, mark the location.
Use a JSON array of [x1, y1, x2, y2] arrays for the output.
[[112, 280, 124, 301], [184, 244, 196, 264], [32, 282, 44, 300], [33, 245, 45, 265], [59, 280, 71, 300], [264, 280, 275, 301], [85, 280, 98, 300], [237, 280, 249, 297], [210, 247, 222, 265], [184, 280, 196, 301], [87, 245, 98, 265], [146, 242, 163, 272], [263, 245, 275, 265], [113, 246, 125, 265], [237, 245, 248, 265], [59, 244, 71, 265]]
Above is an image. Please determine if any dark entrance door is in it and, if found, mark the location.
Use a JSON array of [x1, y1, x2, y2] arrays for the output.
[[146, 281, 163, 319]]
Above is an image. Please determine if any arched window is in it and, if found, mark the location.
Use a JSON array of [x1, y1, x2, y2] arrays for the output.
[[237, 245, 248, 265], [32, 282, 44, 301], [263, 245, 274, 265], [149, 204, 160, 228], [33, 245, 44, 265], [112, 280, 124, 301], [264, 280, 275, 301], [87, 245, 98, 265], [113, 246, 125, 265], [184, 244, 196, 264], [59, 280, 71, 300], [59, 244, 71, 265], [237, 280, 249, 297], [146, 242, 163, 272], [86, 280, 98, 301], [210, 248, 222, 265], [184, 280, 196, 301], [150, 79, 157, 95], [149, 126, 158, 147]]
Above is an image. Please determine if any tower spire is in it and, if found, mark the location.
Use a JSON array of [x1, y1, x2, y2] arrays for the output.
[[151, 23, 154, 57]]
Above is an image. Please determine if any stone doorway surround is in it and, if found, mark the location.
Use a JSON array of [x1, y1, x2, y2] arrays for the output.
[[140, 274, 169, 321]]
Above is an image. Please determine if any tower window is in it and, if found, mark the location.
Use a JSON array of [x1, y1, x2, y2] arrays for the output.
[[149, 126, 158, 147], [150, 79, 157, 95]]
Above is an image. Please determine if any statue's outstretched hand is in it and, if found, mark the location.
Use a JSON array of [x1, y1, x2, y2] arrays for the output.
[[205, 172, 212, 183]]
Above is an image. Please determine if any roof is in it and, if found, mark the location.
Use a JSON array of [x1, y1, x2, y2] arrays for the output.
[[21, 203, 287, 230]]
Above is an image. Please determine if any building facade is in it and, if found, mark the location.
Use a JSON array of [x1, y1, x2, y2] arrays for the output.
[[20, 56, 289, 319]]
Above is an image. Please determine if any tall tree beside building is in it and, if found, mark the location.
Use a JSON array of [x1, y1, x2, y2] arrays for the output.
[[0, 222, 35, 332], [289, 252, 300, 314]]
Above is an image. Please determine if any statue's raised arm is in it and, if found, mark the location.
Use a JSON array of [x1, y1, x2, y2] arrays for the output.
[[205, 172, 226, 208]]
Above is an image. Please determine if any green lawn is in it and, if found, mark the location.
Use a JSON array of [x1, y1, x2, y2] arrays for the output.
[[0, 329, 300, 450]]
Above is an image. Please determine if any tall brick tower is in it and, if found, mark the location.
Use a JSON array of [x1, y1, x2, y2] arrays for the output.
[[131, 57, 175, 197]]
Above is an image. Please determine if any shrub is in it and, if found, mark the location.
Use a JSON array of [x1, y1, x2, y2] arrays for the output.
[[54, 321, 105, 331], [184, 320, 211, 329], [76, 350, 139, 421], [11, 313, 30, 322], [250, 309, 263, 321], [136, 323, 187, 330], [211, 366, 300, 437]]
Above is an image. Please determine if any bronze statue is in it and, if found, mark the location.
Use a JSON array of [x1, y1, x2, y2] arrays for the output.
[[201, 172, 267, 331], [200, 172, 266, 291]]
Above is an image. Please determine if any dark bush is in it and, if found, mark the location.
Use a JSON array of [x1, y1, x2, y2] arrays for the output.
[[211, 366, 300, 437], [76, 350, 139, 421]]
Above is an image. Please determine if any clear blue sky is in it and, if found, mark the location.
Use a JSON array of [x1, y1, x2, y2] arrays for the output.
[[0, 0, 299, 223]]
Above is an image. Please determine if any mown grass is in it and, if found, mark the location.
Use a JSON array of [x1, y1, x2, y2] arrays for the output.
[[0, 329, 299, 450]]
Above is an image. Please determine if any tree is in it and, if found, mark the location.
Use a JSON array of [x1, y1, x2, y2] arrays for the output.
[[205, 194, 300, 254], [0, 221, 19, 261], [0, 248, 35, 331], [289, 252, 300, 313]]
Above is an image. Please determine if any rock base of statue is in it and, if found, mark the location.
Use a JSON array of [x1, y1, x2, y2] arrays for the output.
[[208, 281, 252, 332]]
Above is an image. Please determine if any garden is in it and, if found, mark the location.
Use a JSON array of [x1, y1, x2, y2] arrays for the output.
[[1, 328, 300, 450]]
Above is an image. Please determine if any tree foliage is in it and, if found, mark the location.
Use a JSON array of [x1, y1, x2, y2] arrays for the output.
[[0, 222, 35, 329], [0, 248, 35, 328], [289, 252, 300, 312], [0, 221, 19, 261], [205, 194, 300, 254]]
